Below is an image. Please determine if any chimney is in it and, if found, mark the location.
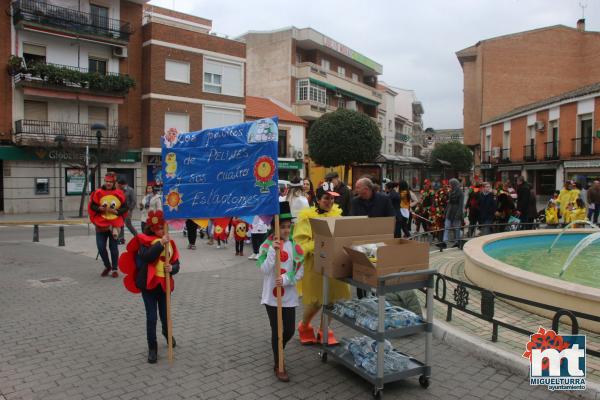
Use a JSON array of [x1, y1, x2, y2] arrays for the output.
[[577, 18, 586, 32]]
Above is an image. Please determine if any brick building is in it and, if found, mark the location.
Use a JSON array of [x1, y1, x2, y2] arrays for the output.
[[0, 1, 246, 214], [479, 82, 600, 195], [239, 27, 383, 184], [140, 4, 246, 187], [457, 19, 600, 176], [0, 0, 145, 214]]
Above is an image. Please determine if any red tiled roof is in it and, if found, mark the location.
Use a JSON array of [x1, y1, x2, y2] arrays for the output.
[[245, 96, 307, 125]]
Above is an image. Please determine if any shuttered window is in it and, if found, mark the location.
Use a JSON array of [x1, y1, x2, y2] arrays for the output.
[[202, 106, 243, 130], [23, 43, 46, 66], [203, 59, 243, 97], [88, 106, 109, 126], [164, 112, 189, 134], [24, 101, 48, 121], [165, 60, 190, 83]]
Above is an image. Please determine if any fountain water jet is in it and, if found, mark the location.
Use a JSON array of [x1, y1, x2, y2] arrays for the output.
[[547, 220, 599, 254], [558, 231, 600, 277]]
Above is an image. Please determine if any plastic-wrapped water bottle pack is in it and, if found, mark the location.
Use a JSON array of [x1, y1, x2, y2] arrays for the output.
[[341, 336, 410, 375], [332, 297, 423, 331]]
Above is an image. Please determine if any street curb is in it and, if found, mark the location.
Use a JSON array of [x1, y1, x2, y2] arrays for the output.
[[433, 319, 600, 400]]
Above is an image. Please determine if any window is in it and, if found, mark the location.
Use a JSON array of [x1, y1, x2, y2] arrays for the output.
[[295, 52, 302, 64], [35, 178, 49, 195], [503, 130, 510, 149], [165, 60, 190, 83], [278, 130, 288, 158], [203, 59, 243, 97], [337, 66, 346, 77], [580, 114, 593, 155], [88, 57, 107, 75], [90, 4, 109, 29], [352, 73, 359, 82], [202, 106, 243, 129], [23, 43, 46, 66], [88, 106, 109, 127], [321, 58, 330, 71], [295, 79, 326, 106], [204, 72, 222, 93], [338, 98, 345, 109], [24, 100, 47, 122], [164, 112, 189, 135]]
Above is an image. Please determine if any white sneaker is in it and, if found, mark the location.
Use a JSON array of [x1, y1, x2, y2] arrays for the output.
[[216, 245, 221, 249], [248, 253, 257, 260]]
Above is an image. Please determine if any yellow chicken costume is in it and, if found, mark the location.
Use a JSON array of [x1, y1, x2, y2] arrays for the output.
[[293, 203, 350, 345], [558, 187, 580, 223], [545, 206, 559, 226]]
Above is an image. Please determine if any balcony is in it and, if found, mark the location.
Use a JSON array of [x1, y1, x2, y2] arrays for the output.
[[14, 62, 135, 97], [499, 148, 511, 163], [293, 100, 336, 120], [545, 141, 559, 160], [294, 62, 382, 107], [12, 0, 131, 43], [572, 137, 594, 157], [14, 120, 124, 147], [523, 144, 536, 162]]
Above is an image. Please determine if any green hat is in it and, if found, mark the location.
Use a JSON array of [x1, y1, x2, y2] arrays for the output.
[[279, 201, 293, 221]]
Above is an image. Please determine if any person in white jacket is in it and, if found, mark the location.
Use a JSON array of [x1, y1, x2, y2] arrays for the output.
[[257, 201, 304, 382], [286, 177, 310, 222]]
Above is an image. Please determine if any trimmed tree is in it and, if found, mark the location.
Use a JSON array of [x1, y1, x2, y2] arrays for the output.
[[307, 109, 382, 183], [430, 142, 473, 172]]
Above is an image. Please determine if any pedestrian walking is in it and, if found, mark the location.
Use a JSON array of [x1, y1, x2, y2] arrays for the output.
[[478, 182, 497, 235], [88, 172, 127, 277], [118, 210, 180, 364], [439, 178, 464, 249], [185, 219, 198, 250], [232, 217, 249, 256], [587, 180, 600, 224], [257, 202, 304, 382], [117, 178, 138, 243]]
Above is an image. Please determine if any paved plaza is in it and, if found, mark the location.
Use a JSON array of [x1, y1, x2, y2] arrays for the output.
[[0, 224, 583, 399]]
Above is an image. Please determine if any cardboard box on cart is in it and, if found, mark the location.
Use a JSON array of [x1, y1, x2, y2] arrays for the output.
[[345, 239, 429, 287], [310, 216, 395, 278]]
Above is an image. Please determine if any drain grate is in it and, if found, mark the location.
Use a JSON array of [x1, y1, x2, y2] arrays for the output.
[[28, 277, 77, 288]]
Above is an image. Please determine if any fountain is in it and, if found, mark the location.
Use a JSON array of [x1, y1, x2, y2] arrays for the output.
[[547, 220, 599, 254], [559, 231, 600, 277]]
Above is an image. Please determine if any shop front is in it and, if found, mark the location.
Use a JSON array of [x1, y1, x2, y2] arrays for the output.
[[277, 160, 304, 181], [564, 159, 600, 188]]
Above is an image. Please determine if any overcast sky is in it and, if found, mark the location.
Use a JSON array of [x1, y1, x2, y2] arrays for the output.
[[149, 0, 600, 129]]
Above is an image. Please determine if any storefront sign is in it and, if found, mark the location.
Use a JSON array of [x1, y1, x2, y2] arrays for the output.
[[564, 160, 600, 168], [278, 160, 303, 170], [65, 168, 90, 196], [480, 163, 493, 170]]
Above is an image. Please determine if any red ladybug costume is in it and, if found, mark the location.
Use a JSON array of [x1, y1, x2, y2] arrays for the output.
[[88, 173, 127, 229]]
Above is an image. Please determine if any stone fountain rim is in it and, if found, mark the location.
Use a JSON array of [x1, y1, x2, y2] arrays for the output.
[[463, 229, 600, 302]]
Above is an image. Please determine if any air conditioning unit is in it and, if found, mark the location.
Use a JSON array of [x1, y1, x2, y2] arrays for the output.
[[535, 121, 545, 131], [113, 46, 128, 58], [491, 147, 500, 158], [293, 150, 304, 160]]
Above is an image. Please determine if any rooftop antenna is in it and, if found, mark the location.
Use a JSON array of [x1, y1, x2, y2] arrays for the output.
[[579, 1, 588, 18]]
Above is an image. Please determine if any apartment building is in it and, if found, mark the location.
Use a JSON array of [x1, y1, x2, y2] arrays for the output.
[[245, 96, 307, 180], [0, 0, 145, 214], [479, 82, 600, 194], [140, 5, 246, 187], [457, 19, 600, 180]]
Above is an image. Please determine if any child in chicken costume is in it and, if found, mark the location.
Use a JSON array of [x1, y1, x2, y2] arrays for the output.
[[232, 217, 250, 256], [118, 210, 181, 364]]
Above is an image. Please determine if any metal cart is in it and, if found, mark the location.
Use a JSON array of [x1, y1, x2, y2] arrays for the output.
[[320, 269, 435, 399]]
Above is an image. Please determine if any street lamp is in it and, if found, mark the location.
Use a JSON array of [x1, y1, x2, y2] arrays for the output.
[[91, 123, 106, 188], [54, 134, 67, 247]]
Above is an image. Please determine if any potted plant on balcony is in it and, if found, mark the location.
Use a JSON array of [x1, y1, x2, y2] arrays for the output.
[[7, 55, 24, 76]]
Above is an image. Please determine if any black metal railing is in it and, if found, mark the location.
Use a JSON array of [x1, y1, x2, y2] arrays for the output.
[[12, 0, 131, 41], [523, 144, 536, 161], [544, 141, 559, 160], [499, 148, 510, 163], [430, 273, 600, 357], [481, 150, 491, 164], [14, 62, 135, 95], [14, 120, 124, 146], [572, 137, 594, 157]]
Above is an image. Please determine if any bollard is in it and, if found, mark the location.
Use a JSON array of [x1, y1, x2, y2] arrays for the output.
[[59, 226, 65, 247], [33, 225, 39, 242]]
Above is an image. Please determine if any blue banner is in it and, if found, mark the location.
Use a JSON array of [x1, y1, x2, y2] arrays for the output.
[[161, 118, 279, 219]]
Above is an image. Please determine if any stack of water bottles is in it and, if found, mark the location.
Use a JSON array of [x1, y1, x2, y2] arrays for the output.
[[331, 297, 423, 331], [340, 336, 410, 375]]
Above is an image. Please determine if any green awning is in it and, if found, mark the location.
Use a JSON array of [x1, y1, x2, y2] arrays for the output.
[[308, 78, 380, 107]]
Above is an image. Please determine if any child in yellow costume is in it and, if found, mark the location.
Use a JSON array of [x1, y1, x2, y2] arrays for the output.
[[293, 184, 351, 345], [545, 202, 559, 227], [571, 198, 588, 227]]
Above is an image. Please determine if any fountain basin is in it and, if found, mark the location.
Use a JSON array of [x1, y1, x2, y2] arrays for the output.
[[463, 229, 600, 332]]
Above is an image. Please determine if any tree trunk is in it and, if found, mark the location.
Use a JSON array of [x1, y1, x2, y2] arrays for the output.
[[344, 164, 350, 185]]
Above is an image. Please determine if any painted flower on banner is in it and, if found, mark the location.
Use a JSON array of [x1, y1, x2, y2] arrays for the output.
[[165, 188, 183, 211], [523, 327, 570, 370], [254, 156, 276, 193]]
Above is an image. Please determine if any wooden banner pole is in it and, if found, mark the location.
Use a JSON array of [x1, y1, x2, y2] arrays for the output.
[[164, 222, 174, 363], [274, 215, 284, 373]]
